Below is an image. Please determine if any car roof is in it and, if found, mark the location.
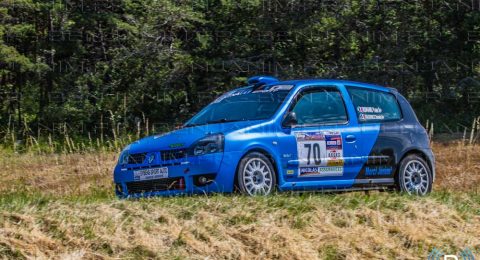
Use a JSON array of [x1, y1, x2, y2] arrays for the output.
[[272, 79, 393, 92]]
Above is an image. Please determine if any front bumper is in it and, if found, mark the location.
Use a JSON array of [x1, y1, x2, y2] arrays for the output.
[[113, 151, 242, 198]]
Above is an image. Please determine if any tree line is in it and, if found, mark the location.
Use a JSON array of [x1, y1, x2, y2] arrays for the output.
[[1, 0, 480, 143]]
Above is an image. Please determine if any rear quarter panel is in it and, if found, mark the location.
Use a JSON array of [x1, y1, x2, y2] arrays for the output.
[[354, 90, 432, 182]]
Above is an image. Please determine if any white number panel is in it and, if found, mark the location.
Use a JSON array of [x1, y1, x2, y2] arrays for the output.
[[295, 131, 344, 177]]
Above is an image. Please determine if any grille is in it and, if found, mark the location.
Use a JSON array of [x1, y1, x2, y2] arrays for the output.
[[128, 153, 146, 164], [126, 177, 184, 194], [161, 149, 187, 161]]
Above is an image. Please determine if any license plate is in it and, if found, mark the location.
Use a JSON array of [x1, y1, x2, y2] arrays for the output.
[[134, 167, 168, 181]]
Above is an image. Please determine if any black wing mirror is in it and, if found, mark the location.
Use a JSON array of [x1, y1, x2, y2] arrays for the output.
[[283, 112, 298, 127]]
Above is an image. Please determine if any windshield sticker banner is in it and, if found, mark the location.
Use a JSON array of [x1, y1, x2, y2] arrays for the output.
[[213, 88, 252, 103], [252, 84, 294, 93], [214, 85, 293, 102], [295, 131, 344, 177]]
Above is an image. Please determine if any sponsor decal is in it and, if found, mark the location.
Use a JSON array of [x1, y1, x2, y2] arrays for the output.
[[296, 132, 325, 141], [169, 143, 184, 148], [295, 131, 344, 177], [215, 85, 292, 101], [326, 135, 342, 150], [299, 166, 343, 176], [365, 166, 392, 176], [253, 84, 294, 93], [327, 159, 344, 166], [359, 113, 385, 121], [357, 106, 385, 121], [134, 167, 168, 181], [213, 88, 251, 103], [357, 106, 382, 113], [269, 84, 294, 91]]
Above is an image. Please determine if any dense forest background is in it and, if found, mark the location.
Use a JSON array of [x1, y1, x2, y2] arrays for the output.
[[1, 0, 480, 147]]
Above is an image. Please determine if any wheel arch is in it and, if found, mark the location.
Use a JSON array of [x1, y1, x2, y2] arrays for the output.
[[397, 149, 434, 180], [233, 147, 280, 190]]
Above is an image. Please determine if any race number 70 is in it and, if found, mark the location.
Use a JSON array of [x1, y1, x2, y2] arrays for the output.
[[304, 143, 321, 165]]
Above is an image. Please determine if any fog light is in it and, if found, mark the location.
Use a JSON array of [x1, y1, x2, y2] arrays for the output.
[[198, 176, 208, 184], [193, 174, 216, 187]]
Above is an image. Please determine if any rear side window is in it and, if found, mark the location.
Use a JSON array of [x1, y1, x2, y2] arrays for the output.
[[347, 87, 402, 122]]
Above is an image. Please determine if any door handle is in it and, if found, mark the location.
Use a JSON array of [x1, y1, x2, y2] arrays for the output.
[[345, 135, 356, 143]]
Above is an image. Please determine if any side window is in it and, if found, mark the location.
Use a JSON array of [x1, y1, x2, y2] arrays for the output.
[[347, 87, 402, 122], [292, 88, 348, 125]]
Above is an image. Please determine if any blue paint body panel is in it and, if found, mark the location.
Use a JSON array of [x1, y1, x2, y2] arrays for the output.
[[113, 79, 435, 198]]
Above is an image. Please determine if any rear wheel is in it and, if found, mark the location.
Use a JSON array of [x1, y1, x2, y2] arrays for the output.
[[397, 154, 432, 195], [237, 152, 276, 196]]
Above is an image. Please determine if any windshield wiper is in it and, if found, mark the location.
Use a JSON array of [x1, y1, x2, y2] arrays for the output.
[[185, 118, 249, 127], [206, 118, 243, 124]]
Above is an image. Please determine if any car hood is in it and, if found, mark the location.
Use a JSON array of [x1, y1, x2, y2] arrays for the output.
[[125, 120, 262, 154]]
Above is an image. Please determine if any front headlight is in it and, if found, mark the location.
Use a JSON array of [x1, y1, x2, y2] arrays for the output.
[[119, 151, 130, 165], [189, 134, 224, 156]]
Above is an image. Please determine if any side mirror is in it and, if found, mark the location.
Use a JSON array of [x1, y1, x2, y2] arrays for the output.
[[283, 112, 298, 127]]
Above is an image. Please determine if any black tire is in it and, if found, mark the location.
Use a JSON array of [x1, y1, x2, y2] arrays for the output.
[[236, 152, 277, 196], [397, 154, 432, 196]]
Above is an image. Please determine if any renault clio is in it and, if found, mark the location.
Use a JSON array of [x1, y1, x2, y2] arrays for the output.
[[113, 76, 435, 197]]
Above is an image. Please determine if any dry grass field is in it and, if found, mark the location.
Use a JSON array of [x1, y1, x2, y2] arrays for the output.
[[0, 143, 479, 259]]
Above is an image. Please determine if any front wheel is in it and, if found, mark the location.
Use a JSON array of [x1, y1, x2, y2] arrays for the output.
[[397, 154, 433, 196], [237, 152, 276, 196]]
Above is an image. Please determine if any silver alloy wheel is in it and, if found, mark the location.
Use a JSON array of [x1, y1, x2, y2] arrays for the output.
[[242, 158, 273, 195], [403, 160, 429, 195]]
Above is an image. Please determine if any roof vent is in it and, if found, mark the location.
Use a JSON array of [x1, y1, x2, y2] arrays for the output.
[[247, 75, 279, 86]]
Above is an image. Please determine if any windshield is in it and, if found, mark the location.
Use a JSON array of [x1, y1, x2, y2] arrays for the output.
[[185, 85, 292, 127]]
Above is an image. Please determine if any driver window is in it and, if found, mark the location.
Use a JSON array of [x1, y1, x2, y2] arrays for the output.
[[292, 88, 348, 125]]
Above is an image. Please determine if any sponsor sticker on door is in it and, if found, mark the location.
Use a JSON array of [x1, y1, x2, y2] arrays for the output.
[[295, 131, 344, 177]]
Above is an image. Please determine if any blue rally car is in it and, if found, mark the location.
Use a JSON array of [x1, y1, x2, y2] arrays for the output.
[[114, 76, 435, 198]]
